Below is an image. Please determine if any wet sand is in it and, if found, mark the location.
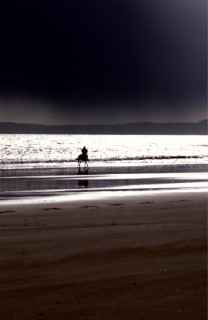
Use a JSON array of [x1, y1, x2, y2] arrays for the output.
[[0, 192, 207, 320]]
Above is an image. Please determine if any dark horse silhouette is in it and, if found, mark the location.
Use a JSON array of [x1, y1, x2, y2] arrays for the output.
[[77, 153, 89, 167]]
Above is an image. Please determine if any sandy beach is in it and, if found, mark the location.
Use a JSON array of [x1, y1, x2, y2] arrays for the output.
[[0, 191, 207, 320]]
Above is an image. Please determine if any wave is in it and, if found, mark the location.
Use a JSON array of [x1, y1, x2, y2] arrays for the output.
[[0, 155, 206, 166]]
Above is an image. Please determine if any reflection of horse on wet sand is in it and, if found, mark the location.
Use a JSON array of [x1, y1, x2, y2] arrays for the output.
[[77, 153, 89, 168], [77, 166, 89, 188]]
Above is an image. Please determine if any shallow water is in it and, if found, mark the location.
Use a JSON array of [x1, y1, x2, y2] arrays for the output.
[[0, 164, 207, 203], [0, 134, 207, 203]]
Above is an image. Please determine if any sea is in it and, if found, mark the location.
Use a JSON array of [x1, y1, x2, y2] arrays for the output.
[[0, 134, 207, 203]]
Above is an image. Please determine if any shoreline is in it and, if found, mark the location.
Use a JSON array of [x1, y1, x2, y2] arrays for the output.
[[1, 165, 208, 204], [1, 160, 207, 172], [0, 188, 208, 207], [0, 187, 207, 209]]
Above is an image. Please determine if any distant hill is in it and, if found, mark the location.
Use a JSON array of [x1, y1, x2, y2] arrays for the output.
[[0, 120, 207, 134]]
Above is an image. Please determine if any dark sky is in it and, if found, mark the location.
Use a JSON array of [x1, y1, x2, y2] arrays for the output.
[[0, 0, 207, 124]]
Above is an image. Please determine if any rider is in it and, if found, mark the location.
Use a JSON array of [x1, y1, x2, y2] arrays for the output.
[[81, 146, 88, 161], [82, 146, 88, 156]]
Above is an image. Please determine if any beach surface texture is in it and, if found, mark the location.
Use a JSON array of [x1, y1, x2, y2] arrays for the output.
[[0, 191, 207, 320]]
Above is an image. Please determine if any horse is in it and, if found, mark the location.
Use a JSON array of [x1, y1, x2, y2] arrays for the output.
[[77, 153, 89, 168]]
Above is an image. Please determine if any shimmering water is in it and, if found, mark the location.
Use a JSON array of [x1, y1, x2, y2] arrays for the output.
[[0, 134, 207, 202], [0, 134, 207, 169]]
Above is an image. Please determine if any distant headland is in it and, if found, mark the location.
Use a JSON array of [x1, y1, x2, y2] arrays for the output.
[[0, 120, 207, 135]]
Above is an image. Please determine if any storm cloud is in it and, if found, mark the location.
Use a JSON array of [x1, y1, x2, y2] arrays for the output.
[[0, 0, 207, 124]]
